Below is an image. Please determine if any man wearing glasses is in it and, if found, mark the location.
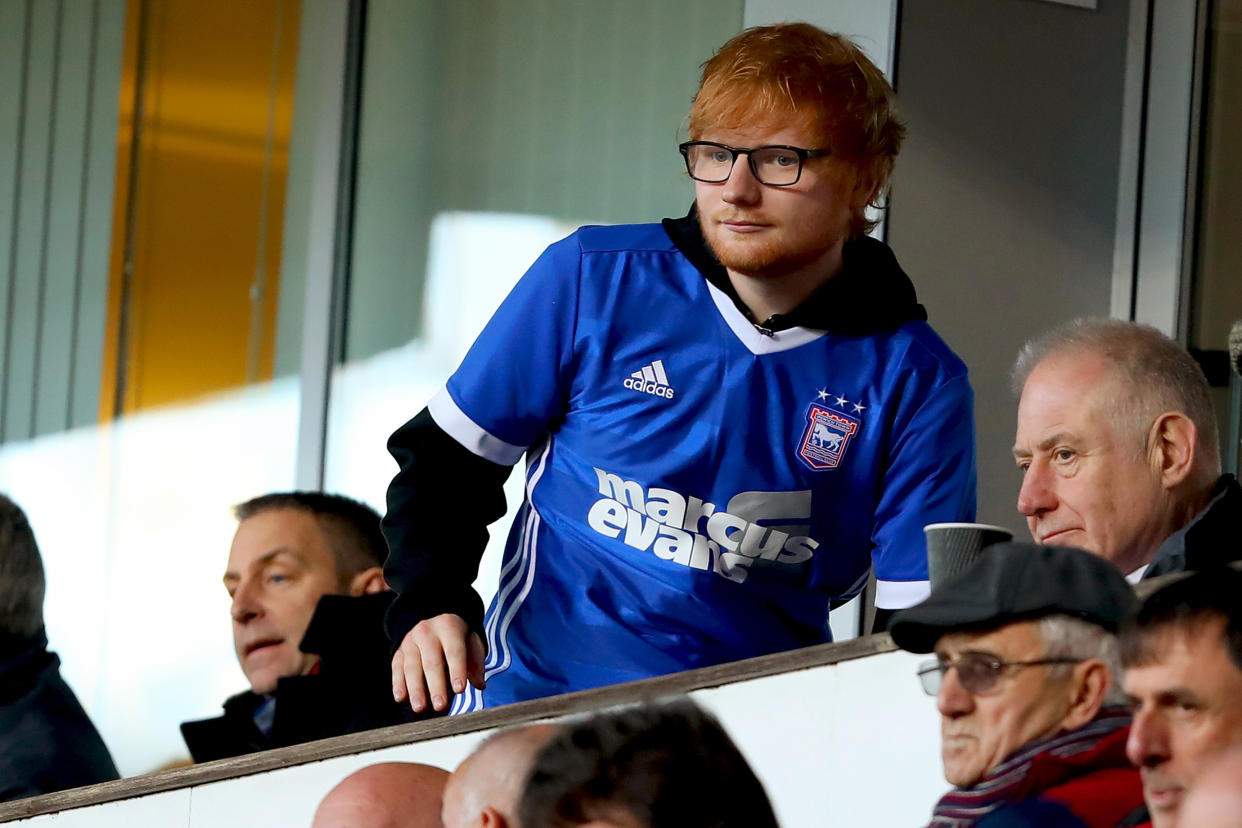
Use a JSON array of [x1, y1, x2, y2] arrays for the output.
[[383, 23, 976, 715], [890, 543, 1144, 827]]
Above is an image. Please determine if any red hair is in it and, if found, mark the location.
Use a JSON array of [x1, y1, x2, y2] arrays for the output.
[[689, 23, 905, 236]]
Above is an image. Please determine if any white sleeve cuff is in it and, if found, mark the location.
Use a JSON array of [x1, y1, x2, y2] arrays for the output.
[[875, 579, 930, 610], [427, 388, 527, 466]]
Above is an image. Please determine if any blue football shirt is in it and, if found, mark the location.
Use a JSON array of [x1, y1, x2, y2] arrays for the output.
[[424, 222, 976, 711]]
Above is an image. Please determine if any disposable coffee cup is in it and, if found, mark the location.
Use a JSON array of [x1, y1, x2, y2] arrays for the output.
[[924, 522, 1015, 587]]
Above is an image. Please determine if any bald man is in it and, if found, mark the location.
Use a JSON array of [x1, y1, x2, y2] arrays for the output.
[[1179, 750, 1242, 828], [442, 724, 558, 828], [312, 762, 449, 828]]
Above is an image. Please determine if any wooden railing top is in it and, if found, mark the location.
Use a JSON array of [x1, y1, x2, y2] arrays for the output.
[[0, 633, 898, 823]]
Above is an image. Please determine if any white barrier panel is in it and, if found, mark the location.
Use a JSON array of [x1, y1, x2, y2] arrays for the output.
[[6, 647, 946, 828]]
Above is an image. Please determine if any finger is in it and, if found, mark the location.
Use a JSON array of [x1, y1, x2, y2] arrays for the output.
[[390, 649, 407, 703], [404, 652, 430, 713], [419, 638, 451, 712], [467, 632, 487, 690], [399, 635, 429, 713], [440, 626, 470, 696]]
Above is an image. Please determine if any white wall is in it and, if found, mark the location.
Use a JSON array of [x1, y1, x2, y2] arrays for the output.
[[9, 648, 947, 828]]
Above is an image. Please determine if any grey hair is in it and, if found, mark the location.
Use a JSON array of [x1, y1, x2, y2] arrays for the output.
[[1038, 614, 1126, 707], [1011, 317, 1220, 472], [0, 493, 46, 638]]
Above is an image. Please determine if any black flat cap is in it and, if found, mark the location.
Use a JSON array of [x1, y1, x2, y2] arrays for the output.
[[889, 542, 1136, 654]]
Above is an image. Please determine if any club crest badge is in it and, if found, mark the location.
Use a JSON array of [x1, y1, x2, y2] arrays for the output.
[[798, 402, 860, 471]]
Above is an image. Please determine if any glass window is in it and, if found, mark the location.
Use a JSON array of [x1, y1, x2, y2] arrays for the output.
[[323, 0, 744, 609], [0, 0, 308, 775]]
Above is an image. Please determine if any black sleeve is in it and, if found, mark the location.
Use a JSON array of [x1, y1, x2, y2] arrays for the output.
[[871, 607, 896, 634], [381, 407, 512, 649]]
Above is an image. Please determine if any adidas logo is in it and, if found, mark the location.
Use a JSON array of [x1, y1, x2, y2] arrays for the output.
[[623, 359, 675, 399]]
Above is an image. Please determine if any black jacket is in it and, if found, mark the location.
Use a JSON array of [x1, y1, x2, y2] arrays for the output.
[[0, 631, 119, 801], [1144, 474, 1242, 579], [381, 208, 929, 646], [180, 592, 433, 762]]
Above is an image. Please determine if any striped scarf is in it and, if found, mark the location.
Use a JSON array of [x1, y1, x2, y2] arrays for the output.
[[928, 708, 1132, 827]]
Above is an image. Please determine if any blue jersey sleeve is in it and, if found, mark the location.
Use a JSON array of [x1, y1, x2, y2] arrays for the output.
[[429, 233, 583, 463], [872, 372, 977, 609]]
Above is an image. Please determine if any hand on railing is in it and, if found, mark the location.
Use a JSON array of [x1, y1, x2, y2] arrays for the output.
[[391, 613, 487, 713]]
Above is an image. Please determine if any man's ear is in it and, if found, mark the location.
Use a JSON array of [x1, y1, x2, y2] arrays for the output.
[[347, 566, 388, 596], [480, 806, 508, 828], [849, 167, 880, 213], [1061, 659, 1110, 731], [1148, 412, 1198, 490]]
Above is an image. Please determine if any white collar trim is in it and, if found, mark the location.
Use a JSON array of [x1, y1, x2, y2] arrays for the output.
[[705, 280, 826, 355]]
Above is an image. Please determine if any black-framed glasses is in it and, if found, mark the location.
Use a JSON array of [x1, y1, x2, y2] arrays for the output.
[[916, 653, 1084, 696], [678, 141, 829, 186]]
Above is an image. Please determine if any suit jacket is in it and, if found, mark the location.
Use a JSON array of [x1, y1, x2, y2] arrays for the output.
[[181, 592, 435, 762], [1145, 474, 1242, 579], [0, 631, 119, 801]]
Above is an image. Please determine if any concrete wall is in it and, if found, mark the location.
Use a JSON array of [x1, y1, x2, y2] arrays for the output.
[[887, 0, 1133, 529]]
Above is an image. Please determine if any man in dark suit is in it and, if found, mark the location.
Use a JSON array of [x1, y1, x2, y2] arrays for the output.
[[181, 492, 432, 762], [0, 493, 118, 800], [1012, 319, 1239, 581]]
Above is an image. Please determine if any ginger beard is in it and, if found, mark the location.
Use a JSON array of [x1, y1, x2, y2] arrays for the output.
[[697, 199, 844, 279], [692, 124, 862, 283]]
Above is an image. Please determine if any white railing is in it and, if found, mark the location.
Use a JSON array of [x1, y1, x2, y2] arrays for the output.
[[0, 636, 947, 828]]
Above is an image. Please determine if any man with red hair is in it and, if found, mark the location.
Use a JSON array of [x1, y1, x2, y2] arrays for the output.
[[384, 23, 976, 714]]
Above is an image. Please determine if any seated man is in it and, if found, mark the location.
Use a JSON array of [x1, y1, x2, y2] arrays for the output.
[[442, 723, 558, 828], [312, 762, 449, 828], [181, 492, 429, 762], [517, 700, 777, 828], [1119, 567, 1242, 828], [0, 494, 119, 800], [1012, 318, 1239, 580], [889, 542, 1143, 827]]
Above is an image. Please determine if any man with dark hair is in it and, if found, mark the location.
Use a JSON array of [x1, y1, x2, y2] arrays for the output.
[[1120, 568, 1242, 828], [890, 543, 1144, 827], [1012, 318, 1239, 581], [384, 21, 976, 715], [518, 700, 777, 828], [181, 491, 428, 761], [0, 493, 119, 800]]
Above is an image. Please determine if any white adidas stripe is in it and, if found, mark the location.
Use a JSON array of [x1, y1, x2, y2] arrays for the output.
[[651, 359, 668, 385], [452, 439, 553, 715], [629, 360, 672, 389]]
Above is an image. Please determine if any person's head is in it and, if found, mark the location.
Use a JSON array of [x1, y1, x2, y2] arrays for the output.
[[518, 700, 778, 828], [685, 24, 904, 278], [1120, 568, 1242, 828], [442, 723, 558, 828], [1177, 748, 1242, 828], [890, 543, 1134, 788], [0, 494, 45, 640], [311, 762, 449, 828], [1012, 319, 1221, 575], [225, 492, 388, 694]]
